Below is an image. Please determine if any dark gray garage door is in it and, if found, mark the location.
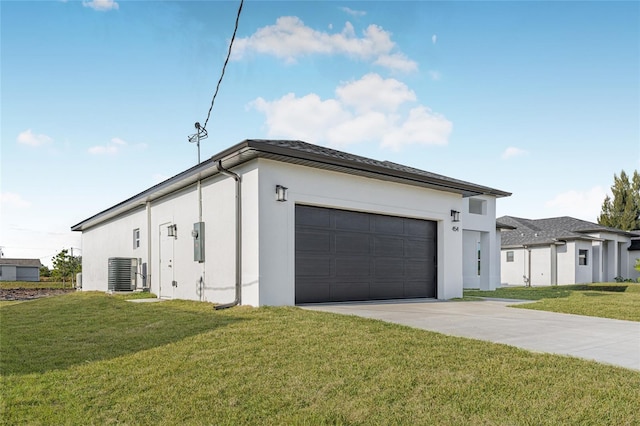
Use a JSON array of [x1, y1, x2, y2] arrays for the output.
[[295, 205, 437, 304]]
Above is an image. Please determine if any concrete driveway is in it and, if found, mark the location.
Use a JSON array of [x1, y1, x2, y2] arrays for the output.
[[302, 299, 640, 371]]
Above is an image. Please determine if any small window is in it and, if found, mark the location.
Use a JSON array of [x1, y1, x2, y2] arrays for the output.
[[578, 249, 588, 266], [477, 242, 481, 276], [468, 198, 487, 215], [133, 228, 140, 249], [506, 251, 514, 262]]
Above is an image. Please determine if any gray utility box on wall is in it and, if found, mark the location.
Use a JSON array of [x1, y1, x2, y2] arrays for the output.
[[193, 222, 205, 262]]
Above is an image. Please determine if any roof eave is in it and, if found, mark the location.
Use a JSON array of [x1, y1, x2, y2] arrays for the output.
[[71, 139, 511, 231], [243, 140, 511, 198]]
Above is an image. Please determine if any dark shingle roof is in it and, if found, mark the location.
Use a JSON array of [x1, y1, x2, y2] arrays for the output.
[[498, 216, 634, 248], [72, 139, 510, 231], [241, 140, 511, 197], [0, 258, 42, 267]]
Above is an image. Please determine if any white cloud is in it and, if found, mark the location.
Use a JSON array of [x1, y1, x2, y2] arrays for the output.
[[432, 34, 437, 44], [82, 0, 119, 11], [501, 146, 529, 160], [545, 186, 608, 222], [250, 73, 452, 150], [336, 73, 416, 112], [0, 192, 31, 209], [88, 137, 144, 155], [17, 129, 53, 147], [340, 7, 366, 17], [373, 53, 418, 73], [232, 16, 417, 72], [428, 70, 442, 81], [252, 93, 350, 143], [381, 107, 452, 151]]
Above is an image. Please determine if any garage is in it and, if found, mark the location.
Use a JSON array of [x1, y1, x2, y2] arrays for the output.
[[295, 205, 437, 304]]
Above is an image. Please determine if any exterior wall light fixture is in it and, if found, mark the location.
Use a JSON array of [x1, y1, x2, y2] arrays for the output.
[[167, 224, 177, 238], [276, 185, 288, 202], [451, 210, 460, 222]]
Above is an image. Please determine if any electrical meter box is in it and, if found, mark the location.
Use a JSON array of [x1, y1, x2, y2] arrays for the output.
[[192, 222, 205, 262]]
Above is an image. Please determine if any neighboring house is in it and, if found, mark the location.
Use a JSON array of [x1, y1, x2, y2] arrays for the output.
[[0, 258, 42, 282], [498, 216, 640, 286], [71, 139, 510, 306]]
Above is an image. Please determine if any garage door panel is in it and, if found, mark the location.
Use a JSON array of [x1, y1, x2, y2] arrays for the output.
[[375, 258, 404, 277], [335, 210, 370, 231], [405, 239, 428, 257], [296, 205, 437, 304], [406, 260, 428, 278], [331, 282, 370, 301], [296, 231, 332, 253], [336, 233, 371, 254], [374, 236, 404, 256], [370, 282, 404, 299], [295, 281, 331, 304], [405, 220, 433, 238], [375, 215, 404, 235], [296, 257, 333, 277], [404, 282, 431, 298], [335, 257, 371, 276], [297, 205, 332, 228]]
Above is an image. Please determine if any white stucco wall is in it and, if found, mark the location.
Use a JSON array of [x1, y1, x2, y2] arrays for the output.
[[461, 196, 500, 290], [81, 208, 147, 291], [79, 173, 241, 304], [574, 240, 593, 284], [501, 246, 552, 286], [501, 248, 525, 286], [556, 243, 574, 285], [254, 159, 465, 304], [79, 157, 506, 305], [529, 246, 551, 286], [462, 230, 480, 288]]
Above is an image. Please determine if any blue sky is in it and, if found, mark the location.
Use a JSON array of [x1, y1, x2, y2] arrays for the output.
[[1, 0, 638, 266]]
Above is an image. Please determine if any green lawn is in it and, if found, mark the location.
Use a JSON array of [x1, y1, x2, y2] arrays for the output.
[[464, 283, 640, 321], [0, 281, 69, 290], [1, 293, 639, 425]]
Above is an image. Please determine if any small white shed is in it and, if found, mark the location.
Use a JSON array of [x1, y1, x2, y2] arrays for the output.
[[72, 140, 510, 306]]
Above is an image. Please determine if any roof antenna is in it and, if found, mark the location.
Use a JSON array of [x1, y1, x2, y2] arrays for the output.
[[188, 122, 208, 164]]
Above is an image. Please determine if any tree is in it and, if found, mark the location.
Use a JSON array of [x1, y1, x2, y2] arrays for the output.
[[598, 170, 640, 231], [52, 249, 82, 287], [39, 265, 51, 278]]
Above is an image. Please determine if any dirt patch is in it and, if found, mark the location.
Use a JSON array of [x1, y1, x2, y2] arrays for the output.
[[0, 288, 76, 301]]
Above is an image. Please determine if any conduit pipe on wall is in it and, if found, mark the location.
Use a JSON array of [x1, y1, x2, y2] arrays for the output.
[[146, 201, 152, 290], [215, 160, 242, 310], [197, 179, 205, 302]]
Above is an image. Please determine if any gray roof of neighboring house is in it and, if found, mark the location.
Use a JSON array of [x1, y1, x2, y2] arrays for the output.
[[498, 216, 634, 248], [496, 220, 517, 230], [72, 139, 511, 231], [0, 258, 42, 267]]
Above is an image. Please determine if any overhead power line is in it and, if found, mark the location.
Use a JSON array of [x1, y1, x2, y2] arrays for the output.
[[189, 0, 244, 164], [203, 0, 244, 131]]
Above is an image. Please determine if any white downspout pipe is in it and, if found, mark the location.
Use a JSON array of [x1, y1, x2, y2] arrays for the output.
[[146, 201, 152, 291], [215, 160, 242, 310]]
